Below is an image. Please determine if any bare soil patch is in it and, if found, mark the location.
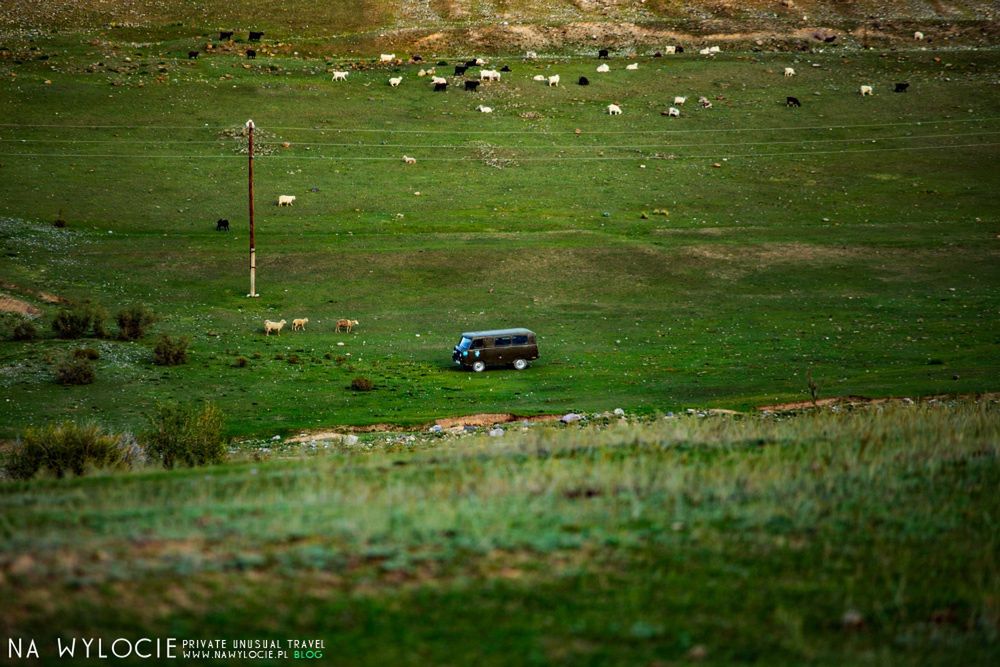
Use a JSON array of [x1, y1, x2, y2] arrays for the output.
[[0, 295, 41, 317]]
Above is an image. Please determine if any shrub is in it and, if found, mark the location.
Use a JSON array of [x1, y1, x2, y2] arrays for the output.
[[73, 347, 100, 360], [153, 335, 189, 365], [116, 304, 157, 341], [351, 376, 374, 392], [55, 357, 95, 385], [233, 356, 249, 368], [287, 354, 301, 365], [53, 209, 67, 228], [144, 402, 226, 469], [11, 319, 38, 341], [5, 422, 130, 479], [52, 301, 107, 339]]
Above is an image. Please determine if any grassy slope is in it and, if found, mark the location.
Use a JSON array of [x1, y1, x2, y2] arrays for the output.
[[1, 41, 998, 437], [1, 403, 998, 664]]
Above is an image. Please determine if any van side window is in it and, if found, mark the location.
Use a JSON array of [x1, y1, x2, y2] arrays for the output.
[[471, 338, 485, 349], [512, 335, 528, 345], [494, 337, 511, 347]]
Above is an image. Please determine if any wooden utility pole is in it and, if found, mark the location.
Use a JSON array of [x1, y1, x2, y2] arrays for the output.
[[246, 119, 259, 297]]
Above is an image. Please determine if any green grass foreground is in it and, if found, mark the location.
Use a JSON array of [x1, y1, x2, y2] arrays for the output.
[[1, 401, 998, 664]]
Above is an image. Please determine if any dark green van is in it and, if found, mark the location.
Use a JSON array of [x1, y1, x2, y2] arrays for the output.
[[452, 328, 539, 372]]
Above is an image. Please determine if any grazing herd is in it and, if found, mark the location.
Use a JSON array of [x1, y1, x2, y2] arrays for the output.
[[262, 318, 357, 336]]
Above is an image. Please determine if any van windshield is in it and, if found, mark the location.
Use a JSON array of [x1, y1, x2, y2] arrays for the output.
[[457, 337, 473, 352]]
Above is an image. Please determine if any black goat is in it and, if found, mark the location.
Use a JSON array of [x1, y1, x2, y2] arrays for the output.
[[464, 80, 480, 91], [411, 54, 422, 62], [894, 82, 909, 93], [465, 59, 478, 68], [187, 51, 199, 59], [786, 96, 801, 107], [598, 49, 609, 59], [434, 82, 448, 92], [215, 219, 230, 231], [578, 76, 589, 86], [653, 51, 662, 58], [246, 49, 256, 59], [219, 31, 234, 41], [675, 46, 684, 53], [249, 31, 264, 41], [454, 65, 468, 76], [500, 65, 511, 72]]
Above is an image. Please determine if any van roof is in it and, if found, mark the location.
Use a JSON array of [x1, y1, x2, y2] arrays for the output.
[[461, 328, 535, 338]]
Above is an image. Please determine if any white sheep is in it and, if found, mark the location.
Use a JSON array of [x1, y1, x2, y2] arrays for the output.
[[547, 74, 560, 86], [292, 318, 309, 331], [475, 58, 486, 66], [476, 105, 493, 113], [277, 195, 296, 206], [264, 319, 287, 336], [379, 53, 395, 63], [664, 46, 676, 55], [860, 84, 873, 96], [480, 69, 501, 81], [596, 63, 610, 73], [673, 95, 687, 105], [625, 62, 639, 70], [417, 68, 427, 77], [525, 51, 538, 59], [698, 96, 713, 108], [607, 104, 622, 115], [402, 155, 416, 164], [914, 31, 924, 40], [532, 74, 547, 81], [332, 71, 348, 81], [431, 76, 448, 85], [709, 46, 721, 53], [667, 107, 680, 117], [389, 76, 402, 87], [699, 47, 711, 55], [784, 67, 796, 77]]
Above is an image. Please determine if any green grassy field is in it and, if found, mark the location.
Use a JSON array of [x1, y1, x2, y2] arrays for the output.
[[2, 402, 998, 664], [1, 40, 998, 437]]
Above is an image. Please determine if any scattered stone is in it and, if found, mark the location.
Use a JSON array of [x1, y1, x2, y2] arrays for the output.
[[613, 408, 625, 416], [429, 424, 443, 433], [560, 413, 582, 424], [488, 427, 505, 437]]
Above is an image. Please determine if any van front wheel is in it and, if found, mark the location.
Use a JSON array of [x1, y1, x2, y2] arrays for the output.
[[513, 359, 528, 370], [472, 361, 486, 372]]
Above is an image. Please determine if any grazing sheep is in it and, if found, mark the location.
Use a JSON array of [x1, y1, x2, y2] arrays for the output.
[[402, 155, 416, 164], [860, 84, 873, 96], [699, 96, 713, 108], [246, 49, 256, 59], [464, 80, 480, 91], [914, 31, 924, 40], [264, 319, 286, 336], [454, 65, 468, 76], [532, 74, 547, 81], [607, 104, 622, 115], [464, 59, 478, 68], [389, 76, 402, 87], [411, 54, 423, 62], [596, 63, 610, 73], [431, 76, 447, 85], [625, 62, 639, 70], [277, 195, 296, 206], [476, 105, 493, 113], [215, 218, 229, 231], [578, 76, 590, 86], [598, 49, 610, 59], [332, 71, 348, 81], [784, 67, 796, 77], [786, 96, 801, 107], [500, 65, 511, 72], [709, 46, 721, 53], [664, 46, 676, 54], [292, 318, 309, 331], [188, 51, 199, 59], [673, 95, 687, 105], [219, 31, 234, 41], [894, 82, 909, 93], [699, 47, 711, 55], [525, 51, 538, 59], [548, 74, 560, 86], [480, 69, 501, 81], [475, 58, 486, 66], [379, 53, 395, 63], [336, 319, 359, 333], [417, 68, 427, 77], [248, 31, 264, 41], [433, 81, 448, 91], [667, 107, 680, 117]]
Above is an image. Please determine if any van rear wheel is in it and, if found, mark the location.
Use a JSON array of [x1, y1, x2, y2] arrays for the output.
[[472, 361, 486, 372], [513, 359, 528, 370]]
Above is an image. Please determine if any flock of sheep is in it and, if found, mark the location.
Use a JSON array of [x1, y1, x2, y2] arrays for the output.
[[263, 318, 358, 336]]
